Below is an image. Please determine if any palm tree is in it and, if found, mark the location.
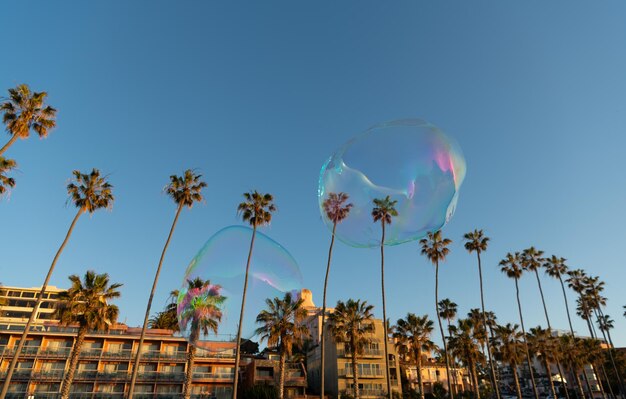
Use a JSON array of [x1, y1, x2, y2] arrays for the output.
[[0, 168, 113, 399], [0, 84, 57, 156], [521, 248, 550, 326], [559, 335, 588, 399], [128, 169, 206, 397], [438, 298, 461, 394], [544, 256, 576, 336], [177, 278, 226, 399], [492, 323, 525, 399], [328, 299, 375, 399], [320, 192, 352, 398], [527, 326, 559, 399], [394, 313, 436, 399], [448, 318, 483, 398], [255, 292, 309, 399], [0, 157, 16, 197], [55, 271, 122, 399], [420, 230, 455, 399], [233, 190, 276, 398], [148, 291, 180, 331], [463, 229, 501, 399], [372, 195, 398, 399], [499, 252, 539, 399]]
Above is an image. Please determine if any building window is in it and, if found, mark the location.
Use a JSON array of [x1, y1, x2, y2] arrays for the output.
[[257, 367, 274, 378]]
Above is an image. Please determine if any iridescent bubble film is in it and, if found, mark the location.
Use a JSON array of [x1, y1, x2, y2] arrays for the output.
[[318, 119, 466, 248], [177, 226, 303, 352]]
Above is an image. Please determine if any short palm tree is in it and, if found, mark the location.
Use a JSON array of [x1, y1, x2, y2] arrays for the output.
[[438, 298, 461, 393], [394, 313, 435, 399], [0, 168, 113, 398], [448, 318, 483, 398], [463, 229, 500, 399], [499, 252, 539, 399], [177, 278, 226, 399], [255, 292, 309, 399], [128, 169, 206, 397], [372, 195, 398, 399], [233, 190, 276, 398], [492, 323, 525, 399], [148, 290, 180, 331], [320, 192, 352, 398], [328, 299, 375, 399], [0, 157, 16, 197], [55, 271, 121, 399], [420, 230, 454, 399], [527, 326, 559, 399], [559, 335, 588, 399], [0, 83, 57, 156]]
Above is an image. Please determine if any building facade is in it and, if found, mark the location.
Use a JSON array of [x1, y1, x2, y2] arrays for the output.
[[300, 289, 402, 399], [0, 285, 236, 399]]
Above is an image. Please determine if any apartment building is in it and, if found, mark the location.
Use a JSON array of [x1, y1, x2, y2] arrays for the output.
[[241, 353, 307, 398], [300, 289, 402, 399], [0, 285, 65, 327], [0, 285, 236, 399], [402, 360, 468, 395]]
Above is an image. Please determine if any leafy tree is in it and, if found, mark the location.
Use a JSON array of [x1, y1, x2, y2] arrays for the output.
[[0, 84, 57, 156], [372, 195, 398, 399], [55, 271, 121, 399], [328, 299, 375, 399], [128, 169, 206, 397], [0, 168, 113, 398], [320, 192, 352, 397], [255, 292, 309, 399], [233, 190, 276, 398], [420, 230, 454, 399]]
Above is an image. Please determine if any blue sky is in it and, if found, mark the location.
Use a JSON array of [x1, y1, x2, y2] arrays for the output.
[[1, 1, 625, 346]]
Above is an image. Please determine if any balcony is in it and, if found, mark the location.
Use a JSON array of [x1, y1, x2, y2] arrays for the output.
[[337, 348, 382, 357], [192, 371, 234, 381], [137, 371, 186, 382], [338, 369, 384, 378], [343, 388, 387, 398]]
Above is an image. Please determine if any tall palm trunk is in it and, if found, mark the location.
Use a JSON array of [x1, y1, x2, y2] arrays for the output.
[[129, 203, 183, 397], [435, 261, 454, 399], [0, 208, 83, 399], [351, 334, 360, 399], [60, 325, 88, 399], [476, 251, 500, 399], [320, 221, 337, 398], [279, 350, 286, 399], [471, 359, 481, 398], [380, 221, 392, 399], [533, 269, 570, 399], [0, 134, 19, 157], [558, 273, 576, 338], [545, 358, 558, 399], [513, 277, 539, 399], [574, 370, 586, 399], [415, 347, 425, 399], [232, 225, 257, 399], [556, 359, 571, 399], [445, 319, 459, 395], [512, 362, 523, 399], [183, 344, 197, 399]]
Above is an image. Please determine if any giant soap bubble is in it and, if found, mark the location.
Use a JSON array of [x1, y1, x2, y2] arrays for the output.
[[318, 119, 466, 247], [177, 226, 303, 352]]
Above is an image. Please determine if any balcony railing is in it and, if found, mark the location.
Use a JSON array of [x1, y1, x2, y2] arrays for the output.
[[192, 371, 234, 380], [337, 348, 382, 357], [339, 369, 385, 378], [343, 388, 387, 398]]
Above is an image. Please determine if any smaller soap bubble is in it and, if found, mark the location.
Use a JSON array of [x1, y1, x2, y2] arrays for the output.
[[318, 119, 466, 248], [177, 226, 303, 352]]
